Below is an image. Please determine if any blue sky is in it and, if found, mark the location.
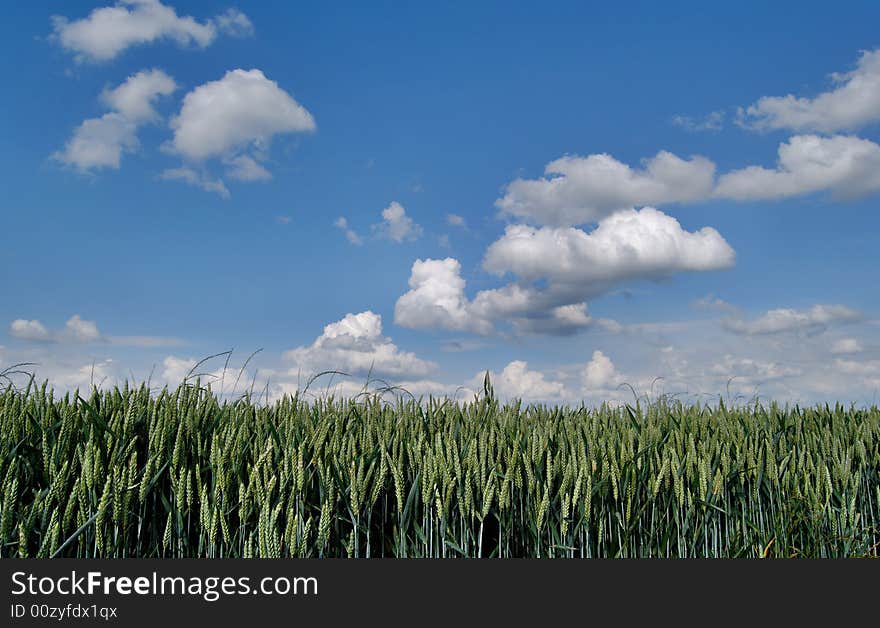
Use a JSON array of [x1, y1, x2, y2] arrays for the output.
[[2, 0, 880, 404]]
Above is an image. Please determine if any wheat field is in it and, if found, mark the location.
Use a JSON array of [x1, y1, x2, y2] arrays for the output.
[[1, 378, 878, 558]]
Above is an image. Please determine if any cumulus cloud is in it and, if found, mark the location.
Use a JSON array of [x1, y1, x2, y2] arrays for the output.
[[50, 0, 252, 63], [394, 258, 492, 334], [739, 49, 880, 133], [496, 151, 716, 226], [498, 131, 880, 224], [169, 69, 315, 161], [334, 217, 363, 245], [582, 350, 620, 391], [723, 304, 861, 336], [372, 202, 423, 242], [484, 207, 735, 287], [9, 315, 101, 343], [714, 135, 880, 201], [283, 311, 436, 378], [159, 167, 229, 198], [100, 69, 177, 123], [64, 315, 102, 343], [162, 69, 314, 192], [396, 208, 733, 336], [9, 320, 51, 342], [54, 69, 176, 172], [475, 361, 568, 402]]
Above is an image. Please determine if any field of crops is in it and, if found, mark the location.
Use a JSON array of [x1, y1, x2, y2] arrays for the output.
[[1, 379, 878, 558]]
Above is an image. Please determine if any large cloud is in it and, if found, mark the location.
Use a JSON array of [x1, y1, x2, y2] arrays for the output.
[[54, 69, 176, 172], [714, 134, 880, 201], [496, 151, 715, 226], [395, 208, 734, 336], [283, 311, 436, 378], [483, 207, 735, 287], [50, 0, 252, 63], [169, 69, 315, 161], [497, 132, 880, 225], [164, 69, 315, 191], [722, 304, 861, 336], [394, 258, 493, 334], [739, 48, 880, 133]]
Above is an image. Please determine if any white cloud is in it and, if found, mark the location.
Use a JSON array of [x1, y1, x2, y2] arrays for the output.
[[283, 311, 436, 378], [64, 315, 102, 342], [169, 69, 315, 161], [722, 304, 861, 335], [334, 217, 363, 245], [714, 134, 880, 201], [672, 111, 725, 132], [394, 258, 493, 334], [446, 213, 466, 228], [161, 355, 196, 382], [212, 8, 254, 37], [372, 201, 423, 242], [100, 68, 177, 123], [50, 0, 251, 63], [831, 338, 863, 355], [54, 69, 176, 172], [50, 360, 116, 390], [9, 315, 101, 343], [9, 320, 51, 342], [582, 350, 620, 390], [496, 151, 716, 226], [483, 207, 735, 288], [54, 114, 138, 172], [159, 167, 229, 198], [224, 155, 272, 182], [396, 209, 733, 336], [693, 294, 740, 315], [476, 361, 568, 402], [739, 49, 880, 132], [8, 315, 182, 349]]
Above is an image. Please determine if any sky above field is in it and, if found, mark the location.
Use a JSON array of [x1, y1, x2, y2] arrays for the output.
[[2, 0, 880, 404]]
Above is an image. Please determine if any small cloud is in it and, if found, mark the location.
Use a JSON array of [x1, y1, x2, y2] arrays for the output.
[[160, 167, 229, 198], [50, 1, 252, 63], [276, 215, 292, 225], [372, 201, 422, 243], [212, 8, 254, 38], [723, 304, 861, 336], [446, 213, 466, 228], [334, 217, 363, 245], [672, 110, 725, 132], [831, 337, 863, 355], [693, 294, 740, 315], [438, 234, 450, 248], [224, 154, 272, 182], [9, 314, 101, 343]]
